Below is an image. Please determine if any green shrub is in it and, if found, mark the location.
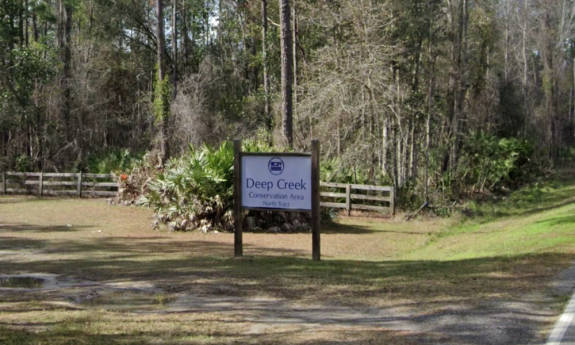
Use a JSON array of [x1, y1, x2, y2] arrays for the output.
[[153, 67, 171, 124], [138, 142, 235, 231], [87, 149, 143, 174], [15, 155, 33, 172], [457, 133, 534, 192], [112, 151, 163, 206], [320, 157, 391, 186]]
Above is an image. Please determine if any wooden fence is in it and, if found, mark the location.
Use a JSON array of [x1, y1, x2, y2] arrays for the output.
[[1, 172, 118, 197], [320, 182, 394, 215], [1, 171, 394, 214]]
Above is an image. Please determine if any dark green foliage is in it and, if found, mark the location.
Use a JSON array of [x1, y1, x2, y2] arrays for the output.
[[0, 44, 56, 170], [321, 157, 391, 186], [498, 82, 524, 138], [457, 133, 535, 192], [86, 149, 144, 174], [15, 155, 33, 172], [153, 69, 171, 124], [138, 141, 235, 231]]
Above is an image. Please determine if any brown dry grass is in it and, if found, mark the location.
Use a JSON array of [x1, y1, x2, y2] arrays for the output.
[[0, 196, 449, 304], [1, 193, 575, 344]]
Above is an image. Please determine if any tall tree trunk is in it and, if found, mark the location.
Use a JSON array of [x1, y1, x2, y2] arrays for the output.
[[396, 118, 402, 187], [88, 0, 93, 38], [24, 0, 29, 46], [293, 3, 298, 126], [58, 0, 73, 141], [57, 0, 63, 57], [503, 0, 511, 82], [409, 119, 416, 179], [445, 0, 458, 173], [182, 0, 188, 74], [156, 0, 169, 161], [18, 0, 24, 46], [64, 1, 72, 138], [456, 0, 469, 158], [382, 118, 388, 175], [157, 0, 166, 83], [251, 36, 259, 91], [391, 119, 398, 187], [172, 0, 178, 98], [543, 12, 556, 158], [32, 7, 38, 42], [280, 0, 293, 146], [337, 116, 341, 155], [522, 0, 529, 136], [425, 0, 435, 203], [262, 0, 271, 131], [571, 58, 575, 126], [449, 0, 468, 173]]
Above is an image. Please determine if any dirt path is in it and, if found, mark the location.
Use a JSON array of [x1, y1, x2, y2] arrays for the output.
[[1, 270, 565, 344]]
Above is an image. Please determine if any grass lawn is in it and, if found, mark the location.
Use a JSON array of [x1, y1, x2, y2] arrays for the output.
[[1, 175, 575, 344]]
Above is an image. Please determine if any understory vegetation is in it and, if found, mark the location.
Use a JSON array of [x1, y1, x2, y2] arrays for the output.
[[138, 142, 236, 231], [107, 135, 537, 232]]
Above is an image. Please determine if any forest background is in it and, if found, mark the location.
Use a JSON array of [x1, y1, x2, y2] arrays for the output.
[[2, 0, 575, 210]]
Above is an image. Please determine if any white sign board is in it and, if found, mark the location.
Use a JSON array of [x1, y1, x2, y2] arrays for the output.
[[241, 155, 312, 210]]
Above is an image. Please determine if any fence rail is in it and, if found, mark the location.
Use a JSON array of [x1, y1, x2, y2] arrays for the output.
[[1, 171, 394, 215], [320, 182, 394, 215], [1, 172, 118, 197]]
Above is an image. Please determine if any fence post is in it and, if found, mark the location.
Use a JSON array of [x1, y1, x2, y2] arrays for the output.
[[77, 172, 83, 197], [39, 171, 43, 196], [345, 184, 351, 216], [1, 172, 5, 195], [390, 187, 395, 216]]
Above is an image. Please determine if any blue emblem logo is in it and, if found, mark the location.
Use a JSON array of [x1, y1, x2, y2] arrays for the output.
[[268, 157, 284, 175]]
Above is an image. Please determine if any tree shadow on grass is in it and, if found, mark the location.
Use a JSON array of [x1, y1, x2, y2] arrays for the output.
[[0, 325, 417, 345], [535, 215, 575, 226], [260, 222, 394, 235], [472, 180, 575, 222], [322, 222, 431, 235], [0, 228, 569, 301], [0, 196, 47, 204], [0, 224, 92, 233], [320, 222, 374, 234], [0, 236, 49, 250]]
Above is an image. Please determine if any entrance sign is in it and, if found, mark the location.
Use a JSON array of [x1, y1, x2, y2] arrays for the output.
[[233, 140, 321, 261], [241, 155, 312, 211]]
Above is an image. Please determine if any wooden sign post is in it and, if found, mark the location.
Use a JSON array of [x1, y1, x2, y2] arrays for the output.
[[233, 139, 321, 261], [311, 140, 320, 261], [233, 140, 243, 258]]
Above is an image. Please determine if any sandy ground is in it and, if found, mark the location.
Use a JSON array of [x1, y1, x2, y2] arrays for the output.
[[1, 196, 572, 344]]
